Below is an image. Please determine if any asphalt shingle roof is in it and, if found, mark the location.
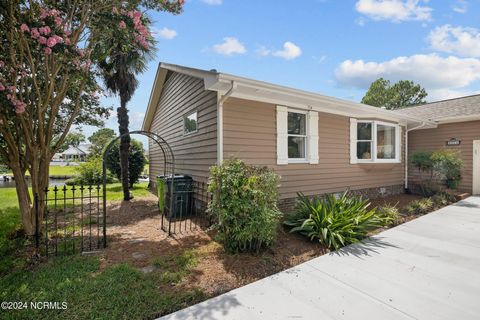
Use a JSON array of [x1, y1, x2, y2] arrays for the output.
[[394, 94, 480, 122]]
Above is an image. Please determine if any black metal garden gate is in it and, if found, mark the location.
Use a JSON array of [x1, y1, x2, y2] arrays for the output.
[[34, 184, 106, 256], [34, 130, 211, 257]]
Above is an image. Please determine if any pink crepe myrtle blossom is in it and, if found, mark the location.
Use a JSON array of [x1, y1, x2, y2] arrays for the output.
[[119, 21, 126, 29], [6, 94, 11, 100], [13, 99, 26, 114], [49, 9, 60, 17], [112, 7, 118, 14], [133, 11, 142, 20], [0, 60, 4, 68], [53, 35, 63, 43], [30, 28, 40, 39], [7, 86, 16, 92], [0, 83, 5, 91], [47, 37, 58, 47], [44, 47, 52, 55], [40, 8, 48, 19], [39, 26, 51, 35], [38, 36, 47, 45], [64, 37, 71, 45], [127, 11, 134, 18], [55, 16, 63, 27], [20, 24, 29, 33]]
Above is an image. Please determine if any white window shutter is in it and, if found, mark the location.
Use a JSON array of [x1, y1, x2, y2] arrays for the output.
[[397, 125, 402, 163], [276, 106, 288, 165], [350, 118, 357, 164], [307, 111, 319, 164]]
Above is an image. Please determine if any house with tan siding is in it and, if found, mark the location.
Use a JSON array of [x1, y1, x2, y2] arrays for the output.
[[142, 63, 480, 210], [395, 95, 480, 195]]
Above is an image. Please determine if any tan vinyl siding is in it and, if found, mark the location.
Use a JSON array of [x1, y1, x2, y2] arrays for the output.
[[223, 97, 405, 199], [408, 120, 480, 193], [149, 71, 217, 183]]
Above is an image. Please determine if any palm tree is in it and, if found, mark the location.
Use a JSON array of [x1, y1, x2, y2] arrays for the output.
[[98, 48, 150, 200]]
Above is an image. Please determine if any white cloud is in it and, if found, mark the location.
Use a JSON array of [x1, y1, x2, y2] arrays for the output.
[[335, 54, 480, 91], [428, 89, 479, 101], [428, 25, 480, 58], [154, 27, 177, 40], [201, 0, 222, 5], [355, 0, 432, 22], [212, 37, 246, 56], [313, 55, 327, 63], [256, 46, 271, 57], [272, 41, 302, 60], [355, 17, 366, 26], [452, 0, 468, 13]]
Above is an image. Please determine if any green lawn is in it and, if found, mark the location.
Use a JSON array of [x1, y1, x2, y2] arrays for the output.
[[3, 164, 149, 176], [0, 182, 206, 319], [48, 166, 78, 176]]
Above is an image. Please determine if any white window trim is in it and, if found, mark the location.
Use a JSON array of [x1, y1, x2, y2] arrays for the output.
[[277, 106, 319, 165], [287, 109, 308, 163], [352, 119, 401, 164], [183, 110, 198, 135]]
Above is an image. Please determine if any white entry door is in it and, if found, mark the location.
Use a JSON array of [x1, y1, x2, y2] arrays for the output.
[[474, 140, 480, 195]]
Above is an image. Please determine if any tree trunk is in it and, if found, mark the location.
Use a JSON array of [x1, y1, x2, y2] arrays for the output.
[[117, 99, 131, 201], [10, 162, 35, 235]]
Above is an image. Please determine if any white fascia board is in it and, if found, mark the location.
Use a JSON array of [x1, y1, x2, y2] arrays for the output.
[[142, 66, 168, 131], [436, 114, 480, 124], [212, 75, 433, 127]]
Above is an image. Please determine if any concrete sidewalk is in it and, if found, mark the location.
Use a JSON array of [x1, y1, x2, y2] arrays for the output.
[[160, 197, 480, 320]]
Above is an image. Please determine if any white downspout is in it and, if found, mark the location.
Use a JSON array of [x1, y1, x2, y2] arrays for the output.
[[405, 122, 427, 190], [217, 81, 236, 164]]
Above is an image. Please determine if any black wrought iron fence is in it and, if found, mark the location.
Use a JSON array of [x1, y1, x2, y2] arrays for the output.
[[34, 185, 106, 257], [161, 180, 212, 235]]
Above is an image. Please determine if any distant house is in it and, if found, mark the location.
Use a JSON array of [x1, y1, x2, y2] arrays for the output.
[[61, 143, 92, 162]]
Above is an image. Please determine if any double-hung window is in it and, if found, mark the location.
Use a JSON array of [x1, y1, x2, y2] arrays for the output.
[[287, 112, 307, 160], [350, 119, 400, 163], [276, 106, 319, 165]]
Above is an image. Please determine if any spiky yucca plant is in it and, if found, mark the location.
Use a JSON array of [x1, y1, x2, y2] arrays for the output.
[[284, 192, 389, 250]]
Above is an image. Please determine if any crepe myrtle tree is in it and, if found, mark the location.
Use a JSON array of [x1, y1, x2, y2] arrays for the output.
[[0, 0, 184, 236]]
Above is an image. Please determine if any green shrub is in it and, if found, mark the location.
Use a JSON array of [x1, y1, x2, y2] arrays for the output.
[[69, 157, 115, 185], [207, 159, 281, 253], [284, 192, 389, 250], [410, 149, 463, 192], [105, 139, 146, 188], [404, 198, 434, 215], [431, 150, 463, 189], [376, 203, 400, 225], [430, 192, 456, 209], [411, 150, 434, 173]]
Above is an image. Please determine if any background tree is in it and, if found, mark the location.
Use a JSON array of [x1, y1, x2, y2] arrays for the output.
[[54, 131, 86, 152], [88, 128, 116, 157], [0, 0, 184, 235], [105, 139, 146, 188], [361, 78, 428, 109]]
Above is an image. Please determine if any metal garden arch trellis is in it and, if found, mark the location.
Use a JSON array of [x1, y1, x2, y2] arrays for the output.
[[101, 130, 176, 245]]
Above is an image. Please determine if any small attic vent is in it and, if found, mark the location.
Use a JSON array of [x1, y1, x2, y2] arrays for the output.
[[209, 69, 217, 72]]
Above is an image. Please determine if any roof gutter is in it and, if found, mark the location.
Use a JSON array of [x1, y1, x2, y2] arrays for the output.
[[405, 121, 428, 190], [217, 81, 236, 163]]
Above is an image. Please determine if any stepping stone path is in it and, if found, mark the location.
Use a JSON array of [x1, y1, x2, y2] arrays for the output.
[[140, 265, 156, 274], [132, 252, 146, 259]]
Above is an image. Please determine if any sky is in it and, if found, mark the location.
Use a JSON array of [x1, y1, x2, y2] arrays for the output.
[[81, 0, 480, 148]]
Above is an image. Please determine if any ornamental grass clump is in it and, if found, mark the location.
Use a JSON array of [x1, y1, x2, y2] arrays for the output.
[[284, 192, 390, 250], [207, 159, 281, 253]]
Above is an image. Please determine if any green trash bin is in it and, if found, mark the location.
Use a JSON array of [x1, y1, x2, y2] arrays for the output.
[[157, 176, 167, 214], [158, 175, 193, 218]]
